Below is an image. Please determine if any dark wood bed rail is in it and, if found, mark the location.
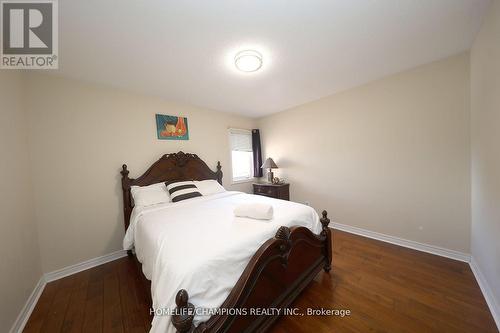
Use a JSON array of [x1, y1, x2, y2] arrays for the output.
[[172, 211, 332, 333]]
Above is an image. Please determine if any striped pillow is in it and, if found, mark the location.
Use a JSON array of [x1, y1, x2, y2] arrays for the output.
[[165, 181, 202, 202]]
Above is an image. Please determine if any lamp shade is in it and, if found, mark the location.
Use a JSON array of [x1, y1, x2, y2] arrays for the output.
[[261, 157, 278, 169]]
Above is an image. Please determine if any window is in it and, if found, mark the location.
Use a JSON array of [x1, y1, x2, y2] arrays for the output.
[[229, 129, 254, 182]]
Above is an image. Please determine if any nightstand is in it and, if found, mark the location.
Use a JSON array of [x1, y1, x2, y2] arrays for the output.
[[253, 183, 290, 201]]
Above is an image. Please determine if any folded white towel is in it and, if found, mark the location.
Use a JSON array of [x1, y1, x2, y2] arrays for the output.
[[234, 203, 274, 220]]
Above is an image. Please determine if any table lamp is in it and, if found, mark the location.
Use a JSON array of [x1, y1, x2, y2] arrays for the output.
[[261, 158, 278, 183]]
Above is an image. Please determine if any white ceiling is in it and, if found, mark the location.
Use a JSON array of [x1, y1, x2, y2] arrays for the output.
[[57, 0, 490, 117]]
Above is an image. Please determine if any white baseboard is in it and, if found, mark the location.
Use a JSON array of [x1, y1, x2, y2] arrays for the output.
[[332, 222, 471, 262], [10, 249, 127, 333], [44, 249, 127, 282], [8, 276, 46, 333], [470, 257, 500, 331]]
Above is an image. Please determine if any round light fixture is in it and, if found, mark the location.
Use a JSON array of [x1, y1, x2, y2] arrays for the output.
[[234, 50, 263, 73]]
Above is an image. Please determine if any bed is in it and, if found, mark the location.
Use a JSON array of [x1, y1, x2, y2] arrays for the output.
[[120, 151, 332, 333]]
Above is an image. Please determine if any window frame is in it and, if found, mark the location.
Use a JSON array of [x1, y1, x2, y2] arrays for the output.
[[228, 128, 255, 184]]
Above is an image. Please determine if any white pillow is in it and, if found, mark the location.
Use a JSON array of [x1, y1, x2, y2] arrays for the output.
[[131, 182, 170, 207], [194, 179, 226, 196]]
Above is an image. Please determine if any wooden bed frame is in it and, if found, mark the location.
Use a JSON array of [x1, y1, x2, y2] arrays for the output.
[[120, 151, 332, 333]]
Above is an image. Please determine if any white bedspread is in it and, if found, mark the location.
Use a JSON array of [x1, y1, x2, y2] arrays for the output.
[[123, 191, 322, 333]]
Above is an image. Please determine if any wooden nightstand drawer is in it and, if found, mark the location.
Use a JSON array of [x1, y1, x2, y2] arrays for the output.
[[253, 183, 290, 201], [254, 185, 276, 196]]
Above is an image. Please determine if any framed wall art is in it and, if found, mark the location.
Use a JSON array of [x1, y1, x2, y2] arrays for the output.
[[155, 114, 189, 140]]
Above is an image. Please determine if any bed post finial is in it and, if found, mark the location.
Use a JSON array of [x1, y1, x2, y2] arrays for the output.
[[121, 164, 129, 177], [320, 210, 330, 229], [216, 161, 223, 185], [172, 289, 195, 333], [320, 210, 332, 273]]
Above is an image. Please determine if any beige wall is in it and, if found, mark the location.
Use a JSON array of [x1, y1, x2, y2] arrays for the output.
[[258, 53, 471, 253], [24, 73, 257, 273], [471, 0, 500, 315], [0, 72, 41, 331]]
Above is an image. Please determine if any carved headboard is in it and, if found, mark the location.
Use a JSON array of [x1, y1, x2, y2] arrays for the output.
[[120, 151, 223, 230]]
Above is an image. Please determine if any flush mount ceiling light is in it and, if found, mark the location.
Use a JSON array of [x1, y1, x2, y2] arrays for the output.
[[234, 50, 263, 73]]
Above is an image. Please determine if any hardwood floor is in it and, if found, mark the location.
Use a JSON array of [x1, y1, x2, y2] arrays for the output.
[[24, 230, 498, 333]]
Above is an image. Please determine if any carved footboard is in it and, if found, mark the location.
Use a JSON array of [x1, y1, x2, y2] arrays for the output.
[[172, 211, 332, 333]]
